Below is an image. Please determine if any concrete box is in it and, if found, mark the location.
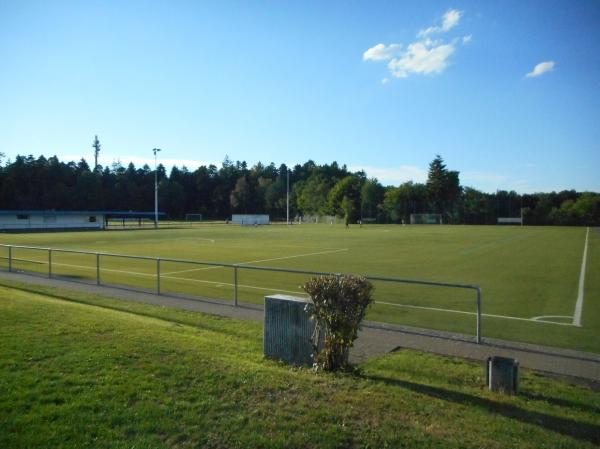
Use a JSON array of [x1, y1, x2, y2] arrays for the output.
[[264, 294, 318, 366]]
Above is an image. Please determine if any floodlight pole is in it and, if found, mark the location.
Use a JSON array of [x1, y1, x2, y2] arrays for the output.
[[153, 148, 161, 229], [286, 168, 290, 225]]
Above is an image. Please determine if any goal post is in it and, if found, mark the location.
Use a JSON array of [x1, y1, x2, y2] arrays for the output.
[[410, 213, 443, 225], [185, 213, 203, 222], [497, 217, 523, 225], [498, 208, 524, 226]]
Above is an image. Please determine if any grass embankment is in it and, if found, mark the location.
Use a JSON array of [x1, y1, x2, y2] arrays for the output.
[[1, 281, 599, 449]]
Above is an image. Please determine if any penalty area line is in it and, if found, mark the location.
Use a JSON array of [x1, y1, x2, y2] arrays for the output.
[[162, 248, 349, 276], [573, 227, 589, 327], [25, 259, 306, 296]]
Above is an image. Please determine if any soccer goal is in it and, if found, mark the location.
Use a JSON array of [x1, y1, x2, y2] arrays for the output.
[[410, 213, 443, 225], [185, 213, 203, 222], [497, 217, 522, 225]]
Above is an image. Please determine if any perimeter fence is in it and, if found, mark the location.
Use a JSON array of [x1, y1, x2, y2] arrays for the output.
[[105, 219, 228, 229], [0, 244, 483, 343]]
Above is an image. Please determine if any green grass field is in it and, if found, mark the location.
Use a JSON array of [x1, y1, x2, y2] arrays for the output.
[[0, 224, 598, 353], [1, 282, 599, 449]]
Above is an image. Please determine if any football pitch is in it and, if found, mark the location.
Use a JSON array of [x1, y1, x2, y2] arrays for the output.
[[0, 224, 598, 353]]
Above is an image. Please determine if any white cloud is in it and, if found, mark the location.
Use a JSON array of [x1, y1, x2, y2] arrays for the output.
[[363, 43, 402, 61], [363, 9, 467, 81], [462, 172, 538, 193], [526, 61, 555, 78], [350, 165, 427, 185], [388, 40, 456, 78], [418, 9, 463, 37]]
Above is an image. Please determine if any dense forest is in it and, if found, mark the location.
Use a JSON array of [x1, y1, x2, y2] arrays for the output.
[[0, 153, 598, 226]]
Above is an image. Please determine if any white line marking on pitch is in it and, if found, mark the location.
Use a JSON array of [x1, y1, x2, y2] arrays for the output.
[[160, 276, 304, 296], [10, 257, 578, 327], [573, 227, 589, 327], [179, 237, 215, 243], [376, 301, 577, 326], [531, 315, 573, 322], [51, 261, 156, 277], [37, 259, 304, 296], [161, 248, 349, 276]]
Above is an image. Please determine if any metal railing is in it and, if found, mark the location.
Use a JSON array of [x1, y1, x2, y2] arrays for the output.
[[0, 243, 483, 343]]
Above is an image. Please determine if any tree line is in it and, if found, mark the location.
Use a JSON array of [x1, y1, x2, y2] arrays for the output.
[[0, 153, 598, 226]]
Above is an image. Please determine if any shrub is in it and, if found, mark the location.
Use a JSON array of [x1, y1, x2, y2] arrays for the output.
[[303, 275, 374, 371]]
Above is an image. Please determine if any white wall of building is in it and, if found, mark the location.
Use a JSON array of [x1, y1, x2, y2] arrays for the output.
[[231, 214, 270, 225], [0, 213, 104, 230]]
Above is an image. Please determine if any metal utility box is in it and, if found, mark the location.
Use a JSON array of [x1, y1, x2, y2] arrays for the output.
[[264, 294, 318, 366], [487, 356, 519, 394]]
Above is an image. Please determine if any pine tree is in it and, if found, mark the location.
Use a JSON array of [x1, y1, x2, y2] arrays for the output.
[[426, 155, 448, 213]]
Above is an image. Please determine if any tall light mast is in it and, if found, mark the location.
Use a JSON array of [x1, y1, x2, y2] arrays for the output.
[[153, 148, 161, 228], [92, 135, 101, 170]]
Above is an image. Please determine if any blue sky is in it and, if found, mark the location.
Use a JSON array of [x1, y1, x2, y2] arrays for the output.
[[1, 0, 599, 193]]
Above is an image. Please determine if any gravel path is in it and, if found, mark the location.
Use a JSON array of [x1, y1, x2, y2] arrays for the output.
[[1, 270, 599, 383]]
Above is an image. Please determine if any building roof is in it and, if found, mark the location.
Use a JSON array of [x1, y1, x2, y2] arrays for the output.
[[0, 210, 166, 217]]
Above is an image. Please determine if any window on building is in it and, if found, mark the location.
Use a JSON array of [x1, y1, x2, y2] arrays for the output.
[[17, 214, 29, 220], [89, 216, 97, 222]]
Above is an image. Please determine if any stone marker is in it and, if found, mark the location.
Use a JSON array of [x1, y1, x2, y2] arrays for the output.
[[487, 356, 519, 394], [264, 294, 318, 366]]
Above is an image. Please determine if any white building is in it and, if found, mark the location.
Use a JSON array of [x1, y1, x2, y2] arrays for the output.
[[231, 214, 270, 225], [0, 211, 163, 231]]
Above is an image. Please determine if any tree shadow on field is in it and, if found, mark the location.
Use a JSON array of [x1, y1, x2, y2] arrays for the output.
[[364, 375, 600, 446], [519, 391, 600, 415]]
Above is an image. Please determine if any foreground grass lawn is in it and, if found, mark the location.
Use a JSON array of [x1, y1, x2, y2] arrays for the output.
[[1, 281, 599, 449]]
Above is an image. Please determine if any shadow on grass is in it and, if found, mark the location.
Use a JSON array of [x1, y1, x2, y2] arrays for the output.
[[519, 391, 600, 416], [365, 375, 600, 446], [1, 282, 258, 341]]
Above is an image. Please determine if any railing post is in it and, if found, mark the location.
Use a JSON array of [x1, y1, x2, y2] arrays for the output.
[[156, 258, 161, 295], [48, 249, 52, 279], [476, 287, 482, 344], [8, 246, 12, 272], [234, 265, 238, 306], [96, 253, 100, 285]]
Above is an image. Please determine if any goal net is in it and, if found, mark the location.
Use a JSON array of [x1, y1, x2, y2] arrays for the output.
[[185, 213, 203, 222], [410, 213, 443, 224], [301, 215, 337, 224], [497, 217, 522, 225]]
